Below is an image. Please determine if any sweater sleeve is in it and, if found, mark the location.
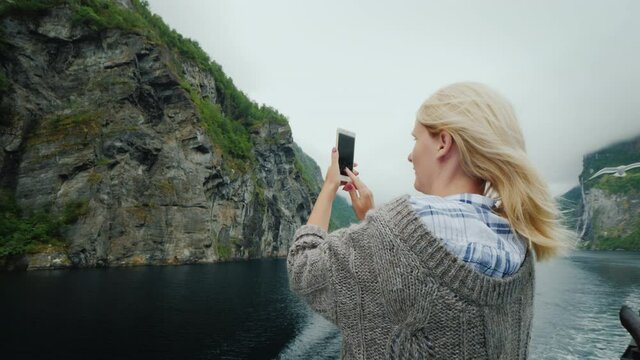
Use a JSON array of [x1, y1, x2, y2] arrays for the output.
[[287, 223, 349, 325]]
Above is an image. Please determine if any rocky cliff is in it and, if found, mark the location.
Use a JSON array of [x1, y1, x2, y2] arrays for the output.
[[559, 135, 640, 250], [0, 0, 354, 270]]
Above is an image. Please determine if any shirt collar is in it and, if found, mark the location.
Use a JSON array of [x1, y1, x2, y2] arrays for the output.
[[442, 193, 497, 210]]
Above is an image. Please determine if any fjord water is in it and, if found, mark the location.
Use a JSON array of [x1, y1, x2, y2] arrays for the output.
[[531, 251, 640, 359], [0, 251, 638, 359]]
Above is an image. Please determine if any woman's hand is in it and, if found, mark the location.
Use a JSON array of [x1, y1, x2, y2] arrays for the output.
[[343, 167, 374, 220], [324, 147, 360, 190], [323, 147, 342, 191], [306, 147, 360, 231]]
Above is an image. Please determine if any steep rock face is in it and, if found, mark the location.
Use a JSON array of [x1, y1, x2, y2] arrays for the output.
[[560, 135, 640, 250], [0, 3, 317, 269], [578, 189, 640, 247]]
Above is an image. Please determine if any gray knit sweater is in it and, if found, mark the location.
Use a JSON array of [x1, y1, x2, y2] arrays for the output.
[[287, 195, 535, 359]]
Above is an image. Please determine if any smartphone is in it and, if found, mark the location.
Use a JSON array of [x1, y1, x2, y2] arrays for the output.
[[336, 128, 355, 182]]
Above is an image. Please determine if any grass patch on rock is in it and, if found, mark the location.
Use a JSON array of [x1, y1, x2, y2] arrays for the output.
[[592, 171, 640, 195], [27, 110, 104, 147], [213, 236, 232, 261], [0, 190, 89, 256]]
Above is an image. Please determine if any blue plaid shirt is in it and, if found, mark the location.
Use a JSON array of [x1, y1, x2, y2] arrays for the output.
[[409, 193, 527, 278]]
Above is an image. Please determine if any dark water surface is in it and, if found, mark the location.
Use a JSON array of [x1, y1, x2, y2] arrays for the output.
[[1, 251, 639, 359], [0, 259, 305, 359]]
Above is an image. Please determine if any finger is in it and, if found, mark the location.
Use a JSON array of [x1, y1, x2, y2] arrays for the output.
[[353, 162, 358, 167], [342, 183, 354, 192], [353, 170, 359, 176], [331, 147, 338, 165], [359, 187, 372, 200], [346, 186, 359, 203], [345, 167, 367, 190]]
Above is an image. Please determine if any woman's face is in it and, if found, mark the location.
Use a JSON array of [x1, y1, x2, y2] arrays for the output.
[[408, 122, 440, 193]]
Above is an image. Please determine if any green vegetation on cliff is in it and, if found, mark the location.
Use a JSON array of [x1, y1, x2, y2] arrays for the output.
[[0, 190, 88, 256], [580, 136, 640, 192], [127, 1, 289, 127], [293, 158, 318, 193], [0, 0, 291, 174], [128, 0, 291, 169], [589, 208, 640, 251], [180, 80, 253, 170], [592, 171, 640, 195], [27, 110, 103, 147], [213, 237, 232, 261], [291, 142, 323, 194], [593, 231, 640, 251]]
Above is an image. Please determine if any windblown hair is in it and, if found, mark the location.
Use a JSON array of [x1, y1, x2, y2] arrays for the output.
[[416, 82, 576, 261]]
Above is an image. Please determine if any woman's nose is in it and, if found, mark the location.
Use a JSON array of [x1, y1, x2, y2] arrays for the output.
[[407, 153, 412, 163]]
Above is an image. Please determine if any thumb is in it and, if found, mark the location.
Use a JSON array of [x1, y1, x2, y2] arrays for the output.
[[331, 147, 338, 164], [347, 189, 358, 205]]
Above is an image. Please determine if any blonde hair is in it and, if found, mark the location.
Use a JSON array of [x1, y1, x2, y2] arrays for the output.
[[416, 82, 576, 261]]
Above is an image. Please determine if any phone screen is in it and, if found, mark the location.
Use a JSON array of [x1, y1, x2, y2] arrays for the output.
[[338, 133, 355, 176]]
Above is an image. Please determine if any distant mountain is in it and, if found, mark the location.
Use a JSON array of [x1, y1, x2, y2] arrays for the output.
[[558, 134, 640, 251]]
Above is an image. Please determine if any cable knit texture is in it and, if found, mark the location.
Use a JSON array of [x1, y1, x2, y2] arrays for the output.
[[287, 195, 535, 359]]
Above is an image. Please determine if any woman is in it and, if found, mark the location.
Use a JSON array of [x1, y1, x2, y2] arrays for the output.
[[287, 82, 575, 359]]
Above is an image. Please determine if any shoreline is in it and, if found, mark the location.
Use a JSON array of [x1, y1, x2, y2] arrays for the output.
[[3, 248, 640, 272], [0, 252, 289, 272]]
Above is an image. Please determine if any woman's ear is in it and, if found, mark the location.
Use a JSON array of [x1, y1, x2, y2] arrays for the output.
[[436, 131, 453, 158]]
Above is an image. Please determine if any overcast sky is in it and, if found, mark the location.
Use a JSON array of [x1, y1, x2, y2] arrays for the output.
[[147, 0, 640, 205]]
